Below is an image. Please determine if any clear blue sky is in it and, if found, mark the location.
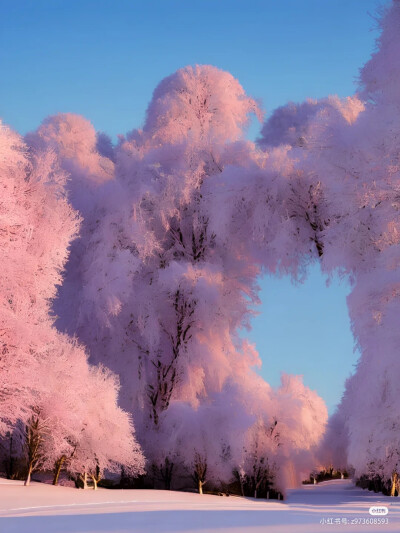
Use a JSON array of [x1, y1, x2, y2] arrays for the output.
[[0, 0, 386, 412]]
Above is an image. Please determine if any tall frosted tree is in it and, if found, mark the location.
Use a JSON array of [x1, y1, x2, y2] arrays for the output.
[[256, 0, 400, 495], [313, 1, 400, 495], [49, 67, 263, 426], [39, 66, 330, 492], [0, 120, 145, 485], [0, 120, 80, 434]]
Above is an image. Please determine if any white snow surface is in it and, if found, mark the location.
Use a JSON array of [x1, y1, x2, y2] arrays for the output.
[[0, 478, 399, 532]]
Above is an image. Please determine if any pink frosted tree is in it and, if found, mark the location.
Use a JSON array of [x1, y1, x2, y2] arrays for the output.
[[340, 1, 400, 496], [33, 65, 334, 494], [272, 374, 328, 491], [0, 120, 79, 435], [230, 373, 326, 497], [157, 381, 255, 494], [0, 120, 145, 486], [50, 67, 265, 436], [19, 334, 145, 488], [317, 408, 349, 477], [62, 365, 145, 489], [254, 0, 400, 496]]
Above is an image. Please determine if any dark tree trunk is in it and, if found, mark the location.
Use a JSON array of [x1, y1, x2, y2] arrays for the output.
[[53, 456, 66, 486]]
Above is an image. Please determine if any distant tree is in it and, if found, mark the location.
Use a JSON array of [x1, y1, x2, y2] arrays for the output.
[[239, 418, 278, 499]]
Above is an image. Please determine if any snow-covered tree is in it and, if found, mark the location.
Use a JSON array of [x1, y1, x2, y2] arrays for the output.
[[257, 0, 400, 495], [0, 120, 79, 435], [62, 364, 145, 489], [48, 66, 264, 443], [0, 120, 145, 486], [33, 64, 334, 494]]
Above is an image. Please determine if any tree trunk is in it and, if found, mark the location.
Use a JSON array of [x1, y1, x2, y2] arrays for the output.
[[7, 435, 14, 480], [53, 456, 65, 486], [24, 464, 33, 486], [90, 474, 99, 490], [391, 472, 398, 497], [254, 477, 263, 499], [80, 471, 88, 490], [161, 458, 174, 490], [198, 479, 204, 495]]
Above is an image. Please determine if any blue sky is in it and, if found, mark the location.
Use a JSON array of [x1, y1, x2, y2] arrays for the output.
[[0, 0, 385, 412]]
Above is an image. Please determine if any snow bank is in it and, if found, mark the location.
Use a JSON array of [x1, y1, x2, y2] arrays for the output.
[[0, 479, 399, 532]]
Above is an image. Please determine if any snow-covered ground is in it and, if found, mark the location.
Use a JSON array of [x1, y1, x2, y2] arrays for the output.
[[0, 478, 399, 533]]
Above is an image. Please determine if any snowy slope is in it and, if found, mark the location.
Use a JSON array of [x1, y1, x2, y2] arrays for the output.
[[0, 478, 399, 533]]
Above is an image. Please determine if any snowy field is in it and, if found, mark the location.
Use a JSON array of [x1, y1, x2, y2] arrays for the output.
[[0, 479, 399, 533]]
